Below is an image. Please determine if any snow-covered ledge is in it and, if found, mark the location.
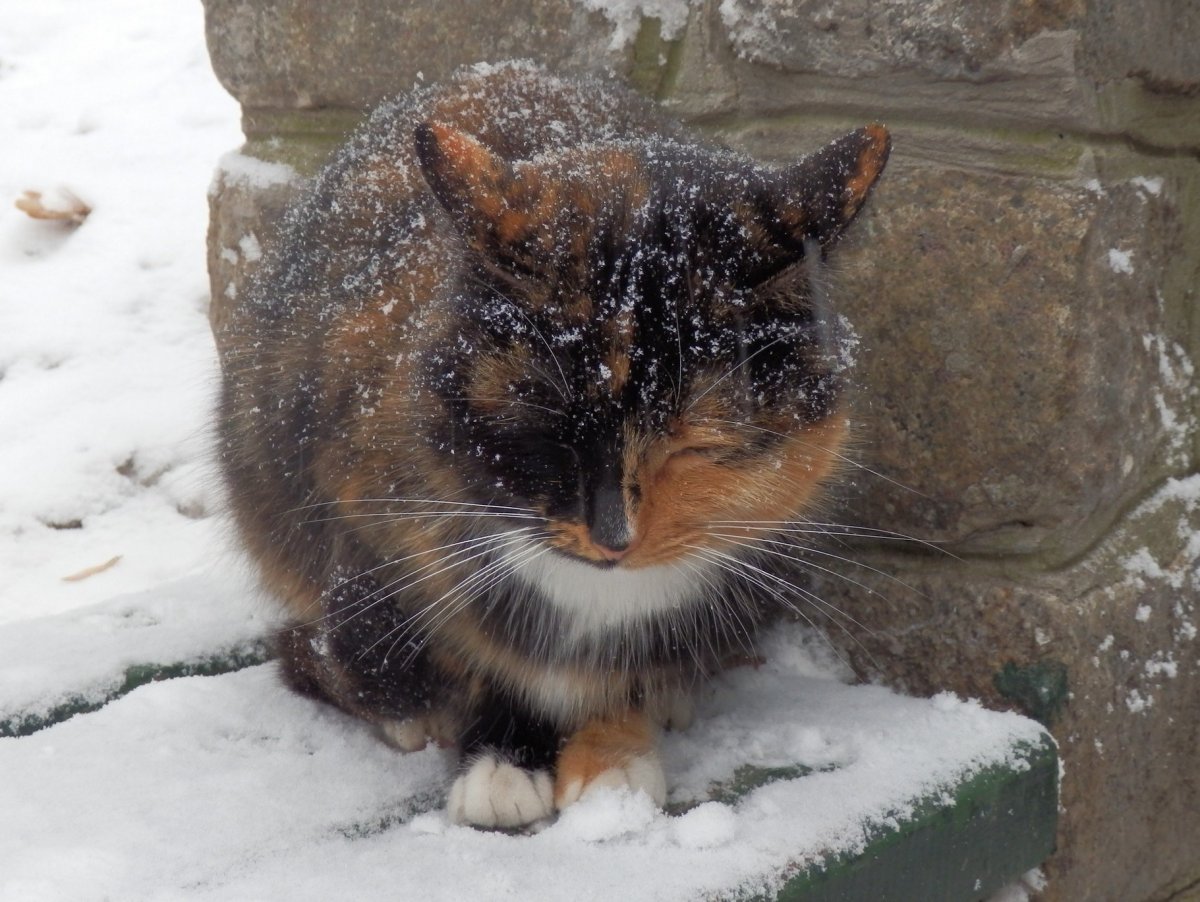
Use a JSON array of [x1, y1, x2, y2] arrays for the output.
[[0, 588, 1054, 900]]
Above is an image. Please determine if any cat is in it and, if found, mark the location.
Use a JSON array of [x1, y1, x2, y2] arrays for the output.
[[217, 61, 889, 829]]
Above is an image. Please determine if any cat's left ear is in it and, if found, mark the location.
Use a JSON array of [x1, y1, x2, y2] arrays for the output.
[[778, 124, 890, 247], [414, 121, 545, 257]]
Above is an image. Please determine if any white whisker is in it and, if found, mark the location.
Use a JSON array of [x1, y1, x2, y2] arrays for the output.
[[705, 531, 926, 600], [687, 543, 881, 672], [706, 416, 930, 498]]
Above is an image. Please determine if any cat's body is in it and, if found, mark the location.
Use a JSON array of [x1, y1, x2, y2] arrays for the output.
[[219, 62, 888, 827]]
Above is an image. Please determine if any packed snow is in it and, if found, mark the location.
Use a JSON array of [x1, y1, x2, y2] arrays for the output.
[[1, 3, 1052, 900], [1106, 247, 1134, 275], [2, 609, 1049, 901]]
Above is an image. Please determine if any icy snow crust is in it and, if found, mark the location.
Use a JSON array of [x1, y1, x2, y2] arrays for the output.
[[0, 620, 1047, 901]]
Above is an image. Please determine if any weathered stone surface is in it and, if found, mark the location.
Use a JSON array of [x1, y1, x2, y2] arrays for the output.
[[713, 0, 1081, 79], [813, 475, 1200, 902], [206, 154, 301, 354], [668, 2, 1200, 158], [831, 165, 1195, 558], [1080, 0, 1200, 93], [203, 0, 628, 114]]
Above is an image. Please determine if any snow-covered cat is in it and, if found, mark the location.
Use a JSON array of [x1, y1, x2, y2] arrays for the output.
[[218, 62, 889, 828]]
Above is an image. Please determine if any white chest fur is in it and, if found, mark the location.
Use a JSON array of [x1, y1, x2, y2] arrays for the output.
[[500, 541, 712, 637]]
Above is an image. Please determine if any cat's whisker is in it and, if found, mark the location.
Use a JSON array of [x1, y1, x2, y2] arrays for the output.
[[684, 333, 797, 413], [320, 528, 539, 635], [420, 542, 551, 649], [709, 518, 957, 558], [463, 273, 571, 400], [704, 530, 927, 601], [310, 537, 525, 642], [384, 538, 552, 667], [444, 396, 567, 418], [360, 528, 539, 619], [704, 416, 930, 499], [675, 551, 758, 662], [357, 539, 545, 664], [702, 532, 895, 634], [688, 542, 883, 673], [308, 528, 540, 623], [499, 292, 568, 400], [300, 510, 545, 526], [285, 497, 539, 514], [685, 544, 860, 672]]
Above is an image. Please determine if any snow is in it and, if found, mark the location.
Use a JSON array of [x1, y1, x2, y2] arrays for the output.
[[214, 150, 297, 191], [1106, 247, 1134, 274], [1130, 176, 1163, 197], [1, 3, 1052, 900], [0, 0, 241, 624], [576, 0, 696, 48], [1, 621, 1050, 901]]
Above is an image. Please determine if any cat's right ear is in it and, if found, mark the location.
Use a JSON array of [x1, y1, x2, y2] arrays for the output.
[[414, 122, 543, 257]]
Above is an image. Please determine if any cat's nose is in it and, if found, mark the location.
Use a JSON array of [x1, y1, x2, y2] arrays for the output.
[[588, 482, 632, 558], [593, 537, 631, 561]]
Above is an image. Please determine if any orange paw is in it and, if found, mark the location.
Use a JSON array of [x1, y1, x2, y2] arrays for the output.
[[554, 712, 666, 809]]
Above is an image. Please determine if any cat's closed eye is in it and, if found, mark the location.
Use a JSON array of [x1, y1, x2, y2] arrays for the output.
[[666, 444, 725, 463]]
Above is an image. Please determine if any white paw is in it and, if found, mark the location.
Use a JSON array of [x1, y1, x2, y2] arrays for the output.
[[446, 755, 555, 828], [556, 752, 667, 810], [379, 717, 428, 752], [663, 691, 695, 732]]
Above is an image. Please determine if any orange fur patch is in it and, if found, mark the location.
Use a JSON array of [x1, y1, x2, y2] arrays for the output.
[[422, 122, 510, 221], [554, 710, 658, 805], [622, 414, 850, 568], [605, 345, 632, 394], [844, 124, 891, 218]]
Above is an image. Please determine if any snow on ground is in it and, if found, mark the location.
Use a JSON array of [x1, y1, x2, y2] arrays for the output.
[[1, 3, 1050, 900], [1, 616, 1048, 902], [0, 0, 241, 624]]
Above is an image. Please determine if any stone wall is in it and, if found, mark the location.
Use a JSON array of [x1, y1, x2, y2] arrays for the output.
[[202, 2, 1200, 899]]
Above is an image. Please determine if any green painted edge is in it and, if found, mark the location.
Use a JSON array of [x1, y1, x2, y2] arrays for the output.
[[0, 638, 274, 738], [333, 789, 446, 840], [994, 660, 1070, 727], [728, 733, 1058, 902]]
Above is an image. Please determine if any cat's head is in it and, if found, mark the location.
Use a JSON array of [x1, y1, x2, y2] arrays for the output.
[[412, 121, 889, 572]]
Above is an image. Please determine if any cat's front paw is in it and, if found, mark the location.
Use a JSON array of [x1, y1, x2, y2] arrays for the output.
[[378, 709, 456, 751], [555, 750, 667, 808], [446, 754, 555, 828], [554, 712, 666, 809]]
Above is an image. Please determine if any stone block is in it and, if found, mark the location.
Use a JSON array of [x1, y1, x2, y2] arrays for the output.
[[206, 153, 301, 357], [829, 163, 1196, 558], [811, 475, 1200, 902], [203, 0, 628, 114]]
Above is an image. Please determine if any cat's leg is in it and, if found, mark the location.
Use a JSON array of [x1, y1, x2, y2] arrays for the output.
[[446, 692, 560, 828], [648, 684, 695, 732], [377, 708, 458, 751], [275, 611, 451, 751], [554, 710, 666, 809]]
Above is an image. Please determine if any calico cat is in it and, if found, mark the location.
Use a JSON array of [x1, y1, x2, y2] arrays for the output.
[[218, 61, 888, 828]]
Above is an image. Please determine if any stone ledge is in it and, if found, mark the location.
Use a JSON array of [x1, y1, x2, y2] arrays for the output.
[[815, 473, 1200, 902]]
